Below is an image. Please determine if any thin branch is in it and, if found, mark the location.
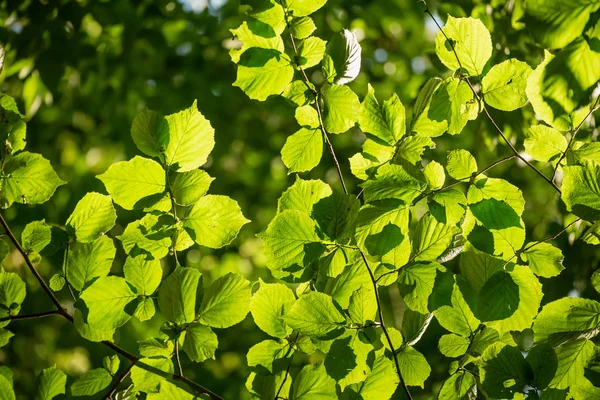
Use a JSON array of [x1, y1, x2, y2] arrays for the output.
[[274, 334, 298, 400], [521, 218, 581, 253], [104, 361, 136, 399], [503, 218, 581, 266], [421, 2, 561, 194], [0, 212, 223, 400], [359, 251, 413, 400], [166, 170, 181, 266], [552, 93, 600, 181], [285, 24, 349, 195], [282, 8, 412, 396], [0, 214, 69, 317], [175, 338, 184, 377], [0, 310, 62, 323]]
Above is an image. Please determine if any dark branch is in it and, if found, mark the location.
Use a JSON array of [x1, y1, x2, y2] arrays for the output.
[[551, 94, 600, 182], [103, 361, 136, 399], [0, 212, 223, 400], [421, 2, 561, 194]]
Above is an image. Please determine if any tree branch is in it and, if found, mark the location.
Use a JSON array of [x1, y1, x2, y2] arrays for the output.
[[0, 214, 70, 317], [421, 2, 562, 194], [103, 361, 135, 400], [359, 251, 413, 400], [0, 212, 223, 400], [175, 338, 184, 377], [551, 93, 600, 182], [0, 310, 63, 322]]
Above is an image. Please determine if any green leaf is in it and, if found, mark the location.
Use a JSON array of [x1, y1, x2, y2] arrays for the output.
[[524, 125, 567, 162], [130, 357, 173, 394], [246, 370, 292, 400], [21, 220, 52, 254], [66, 192, 116, 243], [526, 343, 557, 390], [484, 266, 543, 334], [469, 198, 522, 230], [0, 330, 13, 348], [289, 16, 316, 39], [169, 169, 213, 206], [284, 292, 345, 337], [429, 189, 467, 225], [259, 210, 324, 272], [396, 134, 435, 164], [70, 368, 112, 396], [434, 281, 480, 337], [247, 1, 286, 35], [246, 339, 290, 373], [117, 214, 171, 259], [359, 164, 427, 203], [182, 323, 218, 362], [396, 346, 431, 387], [138, 337, 174, 358], [397, 262, 439, 314], [438, 371, 477, 400], [157, 100, 215, 172], [412, 213, 461, 262], [290, 363, 336, 400], [533, 297, 600, 345], [250, 280, 296, 338], [343, 355, 399, 398], [0, 152, 65, 207], [0, 94, 26, 155], [320, 84, 360, 134], [80, 276, 136, 331], [97, 156, 166, 210], [103, 355, 120, 375], [198, 273, 251, 328], [562, 162, 600, 221], [322, 29, 361, 85], [428, 78, 474, 135], [482, 59, 532, 111], [148, 381, 195, 399], [348, 286, 377, 326], [183, 195, 249, 248], [286, 0, 327, 17], [295, 105, 320, 128], [521, 242, 564, 278], [424, 161, 445, 190], [282, 80, 316, 107], [439, 333, 470, 357], [123, 254, 162, 296], [435, 16, 492, 76], [542, 38, 600, 116], [411, 77, 448, 137], [34, 365, 66, 400], [73, 308, 114, 343], [277, 177, 331, 214], [526, 50, 573, 131], [479, 344, 531, 398], [131, 108, 163, 157], [549, 339, 596, 389], [0, 269, 26, 309], [297, 37, 326, 68], [66, 236, 116, 291], [358, 84, 405, 144], [233, 48, 294, 101], [229, 19, 284, 63], [281, 127, 323, 173], [525, 0, 600, 49], [157, 267, 201, 325], [446, 149, 477, 181], [133, 297, 156, 322]]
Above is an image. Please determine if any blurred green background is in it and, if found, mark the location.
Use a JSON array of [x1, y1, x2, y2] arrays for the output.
[[0, 0, 598, 398]]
